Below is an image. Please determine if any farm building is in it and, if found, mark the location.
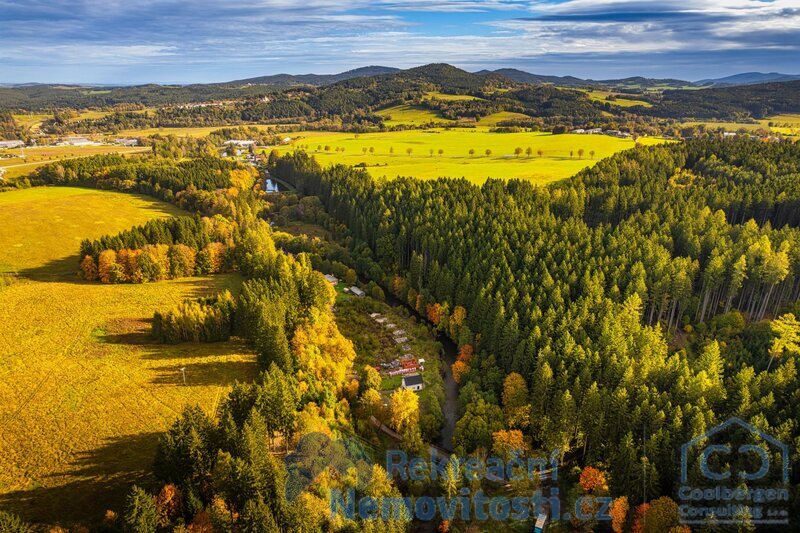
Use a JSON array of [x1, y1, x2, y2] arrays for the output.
[[114, 138, 139, 146], [402, 374, 424, 391], [225, 139, 257, 147], [59, 137, 102, 147], [0, 140, 24, 149], [349, 287, 366, 298]]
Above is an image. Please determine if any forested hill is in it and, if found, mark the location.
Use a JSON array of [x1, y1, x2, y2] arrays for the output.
[[269, 139, 800, 519], [2, 65, 799, 125], [226, 66, 400, 86], [645, 80, 800, 119]]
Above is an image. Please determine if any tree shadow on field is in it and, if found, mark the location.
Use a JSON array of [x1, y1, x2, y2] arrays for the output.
[[151, 359, 257, 387], [98, 318, 155, 345], [0, 432, 161, 528], [17, 253, 83, 282]]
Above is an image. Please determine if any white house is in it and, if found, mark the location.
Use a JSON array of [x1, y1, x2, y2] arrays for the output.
[[401, 374, 424, 391]]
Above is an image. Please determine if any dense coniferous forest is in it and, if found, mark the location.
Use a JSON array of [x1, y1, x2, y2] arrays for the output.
[[270, 139, 800, 520]]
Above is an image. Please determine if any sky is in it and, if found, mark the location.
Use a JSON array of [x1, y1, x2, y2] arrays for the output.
[[1, 0, 799, 84]]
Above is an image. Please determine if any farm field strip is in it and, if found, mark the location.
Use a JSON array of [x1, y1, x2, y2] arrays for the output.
[[115, 123, 283, 138], [0, 146, 150, 181]]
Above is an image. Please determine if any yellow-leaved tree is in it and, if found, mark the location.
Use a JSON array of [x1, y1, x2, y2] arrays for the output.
[[292, 309, 356, 391], [389, 388, 419, 434]]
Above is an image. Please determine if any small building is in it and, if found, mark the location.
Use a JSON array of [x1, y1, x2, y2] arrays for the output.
[[0, 140, 24, 149], [369, 313, 381, 319], [393, 329, 407, 337], [375, 317, 387, 324], [585, 128, 603, 134], [402, 374, 424, 392], [349, 286, 366, 298], [225, 139, 257, 147], [394, 336, 409, 344], [570, 128, 585, 134], [324, 274, 339, 285], [263, 178, 279, 193], [115, 137, 139, 146]]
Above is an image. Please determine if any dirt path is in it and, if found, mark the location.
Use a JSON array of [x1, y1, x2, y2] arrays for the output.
[[437, 335, 458, 452]]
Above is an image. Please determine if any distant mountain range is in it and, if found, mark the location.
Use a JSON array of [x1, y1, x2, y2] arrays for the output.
[[225, 66, 400, 87], [4, 67, 799, 91], [224, 66, 799, 90], [695, 72, 800, 87]]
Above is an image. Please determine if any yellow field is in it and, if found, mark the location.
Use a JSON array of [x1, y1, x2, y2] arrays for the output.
[[0, 187, 256, 526], [0, 145, 149, 181], [682, 114, 800, 137], [424, 91, 485, 101], [277, 129, 667, 184], [12, 110, 115, 134], [477, 111, 531, 126], [376, 105, 452, 126], [116, 124, 281, 138], [764, 114, 800, 136], [11, 113, 51, 133], [582, 89, 653, 108]]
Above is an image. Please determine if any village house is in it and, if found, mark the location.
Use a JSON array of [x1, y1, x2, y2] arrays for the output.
[[401, 374, 424, 392], [324, 274, 339, 285]]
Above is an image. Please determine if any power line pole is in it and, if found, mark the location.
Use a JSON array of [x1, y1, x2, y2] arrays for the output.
[[179, 366, 186, 386]]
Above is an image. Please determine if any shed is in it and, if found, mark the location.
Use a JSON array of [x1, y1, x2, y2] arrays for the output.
[[350, 287, 366, 298]]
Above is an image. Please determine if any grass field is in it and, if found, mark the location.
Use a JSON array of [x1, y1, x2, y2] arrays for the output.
[[276, 129, 667, 184], [0, 187, 256, 526], [0, 145, 149, 181]]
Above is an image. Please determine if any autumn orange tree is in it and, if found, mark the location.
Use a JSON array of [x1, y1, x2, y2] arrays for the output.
[[491, 429, 528, 461], [579, 466, 609, 494], [609, 496, 629, 533]]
